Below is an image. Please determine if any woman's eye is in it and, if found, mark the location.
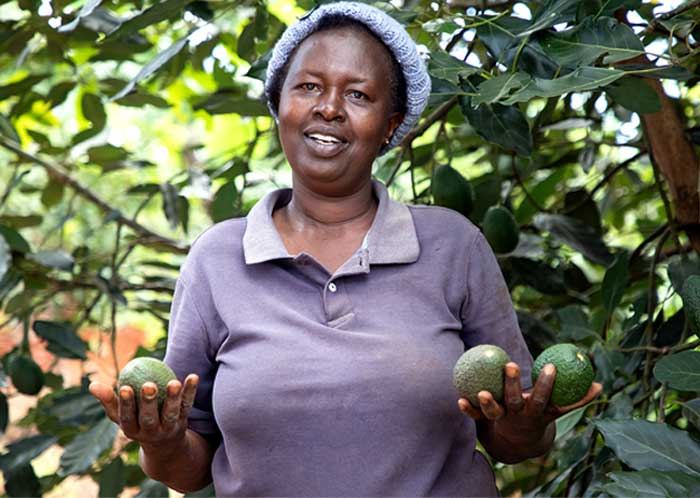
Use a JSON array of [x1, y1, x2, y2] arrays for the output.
[[301, 83, 318, 91], [349, 90, 366, 100]]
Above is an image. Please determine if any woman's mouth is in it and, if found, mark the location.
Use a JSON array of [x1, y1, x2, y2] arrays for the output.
[[303, 133, 349, 157]]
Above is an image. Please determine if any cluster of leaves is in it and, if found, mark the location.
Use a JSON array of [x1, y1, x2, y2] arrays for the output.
[[0, 0, 699, 496]]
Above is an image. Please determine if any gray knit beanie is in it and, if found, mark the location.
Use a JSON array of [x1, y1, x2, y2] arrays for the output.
[[264, 1, 431, 155]]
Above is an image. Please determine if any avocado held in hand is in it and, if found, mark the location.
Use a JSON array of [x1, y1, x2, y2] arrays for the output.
[[453, 344, 511, 405], [532, 343, 594, 406], [118, 357, 177, 408]]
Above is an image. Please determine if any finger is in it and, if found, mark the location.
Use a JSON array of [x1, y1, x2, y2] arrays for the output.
[[89, 382, 119, 423], [118, 386, 139, 435], [161, 379, 183, 430], [552, 382, 604, 414], [139, 382, 161, 432], [503, 362, 525, 414], [458, 398, 484, 420], [527, 363, 556, 416], [478, 391, 504, 420], [180, 374, 199, 418]]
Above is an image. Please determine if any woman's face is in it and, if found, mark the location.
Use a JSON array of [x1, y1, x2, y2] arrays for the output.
[[277, 27, 403, 195]]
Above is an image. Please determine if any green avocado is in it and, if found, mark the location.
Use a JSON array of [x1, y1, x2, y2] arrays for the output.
[[681, 275, 700, 333], [117, 357, 177, 408], [453, 344, 511, 405], [9, 355, 44, 395], [432, 164, 475, 217], [482, 205, 520, 254], [532, 343, 594, 406]]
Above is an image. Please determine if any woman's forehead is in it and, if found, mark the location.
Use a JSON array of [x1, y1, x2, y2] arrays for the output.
[[286, 27, 394, 81]]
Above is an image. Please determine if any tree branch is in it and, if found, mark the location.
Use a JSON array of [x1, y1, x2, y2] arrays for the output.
[[0, 138, 189, 254]]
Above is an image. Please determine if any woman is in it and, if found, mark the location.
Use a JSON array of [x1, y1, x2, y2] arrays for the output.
[[90, 2, 601, 496]]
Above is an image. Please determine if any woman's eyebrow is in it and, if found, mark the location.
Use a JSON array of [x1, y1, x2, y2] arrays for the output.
[[297, 69, 369, 85]]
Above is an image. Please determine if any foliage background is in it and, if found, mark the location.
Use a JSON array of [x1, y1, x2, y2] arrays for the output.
[[0, 0, 699, 496]]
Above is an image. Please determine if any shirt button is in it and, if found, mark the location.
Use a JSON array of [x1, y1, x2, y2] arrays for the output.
[[328, 282, 337, 293]]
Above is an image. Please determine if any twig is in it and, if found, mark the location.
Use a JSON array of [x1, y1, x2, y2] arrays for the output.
[[0, 137, 189, 254], [641, 0, 700, 35], [629, 223, 668, 263], [511, 155, 546, 212], [400, 96, 459, 148]]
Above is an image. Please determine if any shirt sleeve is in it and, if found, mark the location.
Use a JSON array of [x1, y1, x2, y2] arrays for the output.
[[460, 233, 533, 390], [164, 274, 221, 437]]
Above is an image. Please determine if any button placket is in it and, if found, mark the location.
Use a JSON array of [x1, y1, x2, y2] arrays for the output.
[[323, 278, 353, 327]]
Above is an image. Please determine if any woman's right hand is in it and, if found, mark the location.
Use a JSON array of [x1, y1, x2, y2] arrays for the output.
[[89, 374, 199, 454]]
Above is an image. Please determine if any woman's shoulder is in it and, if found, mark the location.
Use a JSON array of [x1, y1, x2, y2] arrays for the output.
[[406, 204, 482, 245], [184, 217, 248, 268]]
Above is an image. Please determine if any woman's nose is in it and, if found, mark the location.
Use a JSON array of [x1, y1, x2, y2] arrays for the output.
[[313, 90, 345, 121]]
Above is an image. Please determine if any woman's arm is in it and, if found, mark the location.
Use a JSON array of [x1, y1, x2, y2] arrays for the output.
[[139, 429, 216, 493]]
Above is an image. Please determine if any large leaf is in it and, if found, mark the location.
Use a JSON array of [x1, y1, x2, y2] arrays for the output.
[[59, 417, 119, 476], [0, 434, 58, 472], [472, 72, 531, 106], [533, 213, 614, 266], [109, 33, 191, 102], [602, 251, 629, 316], [510, 257, 566, 295], [38, 388, 104, 426], [211, 181, 240, 222], [460, 77, 532, 156], [557, 305, 598, 341], [135, 478, 170, 497], [99, 457, 126, 498], [32, 320, 87, 360], [605, 77, 661, 115], [3, 463, 42, 497], [0, 74, 47, 100], [0, 234, 10, 282], [540, 17, 645, 67], [502, 67, 625, 105], [58, 0, 104, 32], [427, 52, 480, 86], [667, 254, 700, 294], [27, 250, 75, 272], [105, 0, 193, 40], [653, 351, 700, 391], [554, 405, 585, 442], [519, 0, 579, 37], [682, 398, 700, 429], [602, 469, 700, 498], [193, 94, 269, 116], [594, 419, 700, 476]]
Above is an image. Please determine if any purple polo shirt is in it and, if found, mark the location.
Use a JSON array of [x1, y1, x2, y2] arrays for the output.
[[164, 180, 532, 497]]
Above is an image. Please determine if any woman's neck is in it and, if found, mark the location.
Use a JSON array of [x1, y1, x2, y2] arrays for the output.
[[281, 178, 377, 233]]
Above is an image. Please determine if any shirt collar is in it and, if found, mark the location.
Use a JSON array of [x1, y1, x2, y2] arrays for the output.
[[242, 179, 419, 266]]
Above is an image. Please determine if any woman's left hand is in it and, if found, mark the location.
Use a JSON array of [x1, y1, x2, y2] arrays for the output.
[[458, 361, 603, 440]]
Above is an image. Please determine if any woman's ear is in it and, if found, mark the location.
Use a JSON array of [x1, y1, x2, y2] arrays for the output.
[[385, 112, 405, 144]]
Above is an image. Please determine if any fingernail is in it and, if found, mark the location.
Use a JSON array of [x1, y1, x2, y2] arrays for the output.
[[506, 364, 518, 377], [545, 364, 555, 375], [119, 389, 130, 401], [143, 386, 157, 399]]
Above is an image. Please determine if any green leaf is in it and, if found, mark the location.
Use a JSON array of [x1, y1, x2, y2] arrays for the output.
[[427, 52, 480, 86], [681, 398, 700, 429], [59, 417, 118, 476], [0, 391, 8, 434], [555, 405, 585, 442], [193, 93, 269, 116], [211, 181, 240, 222], [0, 225, 29, 253], [32, 321, 87, 360], [605, 76, 661, 114], [136, 478, 170, 497], [27, 250, 75, 271], [511, 257, 566, 295], [519, 0, 579, 37], [38, 388, 104, 426], [99, 457, 126, 498], [58, 0, 104, 32], [602, 469, 700, 498], [105, 0, 193, 40], [0, 74, 47, 101], [110, 33, 191, 102], [0, 234, 10, 282], [557, 305, 598, 341], [602, 251, 629, 316], [160, 182, 180, 230], [41, 178, 65, 208], [594, 419, 700, 476], [502, 67, 625, 105], [472, 72, 531, 106], [540, 17, 645, 67], [3, 463, 42, 497], [0, 113, 20, 143], [653, 351, 700, 391], [237, 21, 257, 63], [533, 213, 614, 266], [0, 434, 58, 472], [47, 81, 77, 108], [460, 78, 532, 156], [0, 215, 43, 228], [667, 254, 700, 294], [81, 92, 106, 131]]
